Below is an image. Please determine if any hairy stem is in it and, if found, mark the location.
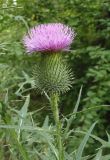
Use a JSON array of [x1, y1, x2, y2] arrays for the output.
[[50, 93, 64, 160]]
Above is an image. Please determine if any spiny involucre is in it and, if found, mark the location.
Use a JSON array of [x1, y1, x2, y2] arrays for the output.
[[23, 23, 75, 53]]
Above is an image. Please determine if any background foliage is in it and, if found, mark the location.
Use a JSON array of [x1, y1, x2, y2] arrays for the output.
[[0, 0, 110, 159]]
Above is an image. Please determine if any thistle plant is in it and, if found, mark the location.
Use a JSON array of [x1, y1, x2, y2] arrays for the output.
[[23, 23, 75, 160]]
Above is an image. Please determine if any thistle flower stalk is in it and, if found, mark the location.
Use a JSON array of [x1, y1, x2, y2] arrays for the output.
[[50, 93, 64, 160]]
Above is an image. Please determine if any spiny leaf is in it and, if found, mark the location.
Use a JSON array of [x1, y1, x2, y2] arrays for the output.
[[74, 130, 109, 146], [73, 85, 83, 115], [75, 122, 97, 160], [94, 149, 102, 160], [18, 95, 30, 140], [42, 115, 49, 128], [18, 94, 30, 118], [64, 86, 82, 136]]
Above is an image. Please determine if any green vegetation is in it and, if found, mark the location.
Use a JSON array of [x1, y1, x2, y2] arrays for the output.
[[0, 0, 110, 159]]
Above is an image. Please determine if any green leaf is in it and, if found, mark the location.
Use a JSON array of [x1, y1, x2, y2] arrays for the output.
[[73, 85, 83, 117], [18, 95, 30, 140], [42, 115, 49, 128], [1, 115, 30, 160], [94, 149, 102, 160], [9, 129, 30, 160], [106, 132, 110, 143], [101, 155, 110, 160], [74, 130, 107, 145], [19, 94, 30, 119], [64, 86, 82, 136], [75, 122, 97, 160]]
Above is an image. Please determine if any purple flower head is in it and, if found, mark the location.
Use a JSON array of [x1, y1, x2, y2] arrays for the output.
[[23, 23, 75, 53]]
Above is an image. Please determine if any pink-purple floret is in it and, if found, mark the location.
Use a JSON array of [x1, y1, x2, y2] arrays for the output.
[[23, 23, 75, 53]]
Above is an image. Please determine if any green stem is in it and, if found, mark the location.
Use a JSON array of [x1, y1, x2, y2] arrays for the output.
[[50, 93, 64, 160]]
